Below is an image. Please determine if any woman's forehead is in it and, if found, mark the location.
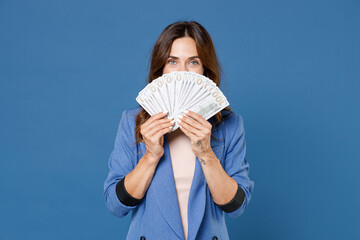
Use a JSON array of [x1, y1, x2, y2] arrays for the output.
[[169, 37, 198, 57]]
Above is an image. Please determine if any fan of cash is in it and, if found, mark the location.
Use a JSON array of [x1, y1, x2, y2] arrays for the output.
[[136, 71, 229, 131]]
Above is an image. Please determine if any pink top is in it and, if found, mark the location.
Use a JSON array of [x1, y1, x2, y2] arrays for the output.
[[167, 130, 196, 240]]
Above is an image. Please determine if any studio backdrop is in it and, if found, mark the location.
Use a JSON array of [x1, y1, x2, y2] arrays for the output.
[[1, 0, 359, 239]]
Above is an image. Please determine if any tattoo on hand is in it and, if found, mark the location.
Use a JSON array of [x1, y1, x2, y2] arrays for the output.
[[196, 140, 205, 152], [196, 141, 206, 165]]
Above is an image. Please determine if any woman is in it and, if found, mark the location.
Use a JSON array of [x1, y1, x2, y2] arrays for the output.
[[104, 21, 254, 240]]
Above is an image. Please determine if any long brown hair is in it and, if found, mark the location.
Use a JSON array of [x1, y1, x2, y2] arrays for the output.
[[135, 21, 232, 144]]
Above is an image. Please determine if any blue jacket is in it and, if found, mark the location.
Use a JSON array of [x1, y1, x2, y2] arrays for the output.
[[104, 107, 254, 240]]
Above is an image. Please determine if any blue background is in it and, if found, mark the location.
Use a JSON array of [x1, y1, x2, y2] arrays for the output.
[[1, 0, 359, 239]]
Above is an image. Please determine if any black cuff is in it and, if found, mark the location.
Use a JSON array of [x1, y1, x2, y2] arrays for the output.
[[115, 176, 143, 206], [216, 185, 245, 213]]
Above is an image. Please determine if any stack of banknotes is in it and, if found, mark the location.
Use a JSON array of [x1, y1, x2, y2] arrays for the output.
[[136, 71, 229, 131]]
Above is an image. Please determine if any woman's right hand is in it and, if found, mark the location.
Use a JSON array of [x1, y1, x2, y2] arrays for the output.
[[140, 111, 175, 163]]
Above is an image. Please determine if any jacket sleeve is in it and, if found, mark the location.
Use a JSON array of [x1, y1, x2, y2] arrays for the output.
[[103, 110, 140, 218], [222, 113, 254, 218]]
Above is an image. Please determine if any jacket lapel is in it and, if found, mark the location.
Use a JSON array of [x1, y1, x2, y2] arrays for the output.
[[151, 134, 185, 240], [187, 121, 225, 240], [186, 155, 207, 240]]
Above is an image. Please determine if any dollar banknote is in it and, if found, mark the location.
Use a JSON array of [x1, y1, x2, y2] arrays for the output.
[[136, 71, 229, 131]]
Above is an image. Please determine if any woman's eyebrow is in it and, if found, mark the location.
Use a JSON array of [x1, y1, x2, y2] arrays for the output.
[[168, 56, 200, 59]]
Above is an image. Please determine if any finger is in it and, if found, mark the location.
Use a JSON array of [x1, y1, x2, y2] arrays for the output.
[[183, 110, 212, 129], [145, 121, 173, 139], [141, 116, 173, 134], [178, 117, 203, 137], [178, 114, 203, 131], [152, 125, 174, 140], [147, 119, 175, 138], [144, 111, 169, 128], [142, 111, 169, 128], [179, 123, 197, 140]]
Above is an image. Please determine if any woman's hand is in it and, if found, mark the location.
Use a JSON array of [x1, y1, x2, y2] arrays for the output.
[[140, 111, 175, 163], [177, 110, 215, 163]]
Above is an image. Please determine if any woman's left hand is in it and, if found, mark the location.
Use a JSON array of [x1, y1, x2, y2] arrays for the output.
[[177, 110, 215, 161]]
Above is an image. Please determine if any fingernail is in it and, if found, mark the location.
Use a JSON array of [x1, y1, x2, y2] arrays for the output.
[[163, 110, 168, 114], [170, 120, 175, 124], [184, 109, 189, 114], [177, 119, 182, 123], [178, 115, 183, 119]]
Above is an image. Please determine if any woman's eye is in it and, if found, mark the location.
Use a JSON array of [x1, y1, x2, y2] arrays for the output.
[[190, 60, 199, 65], [168, 60, 176, 64]]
